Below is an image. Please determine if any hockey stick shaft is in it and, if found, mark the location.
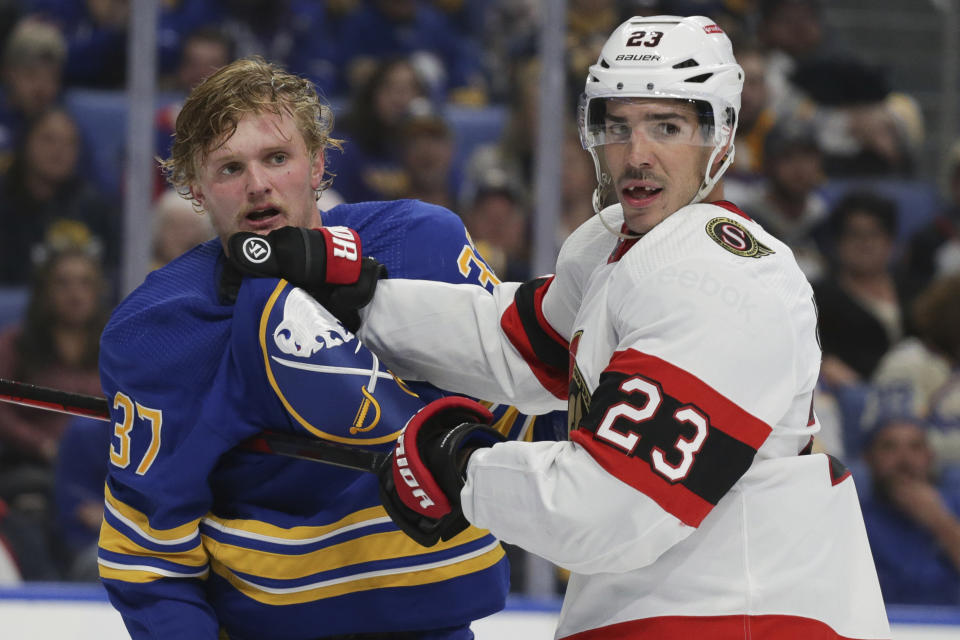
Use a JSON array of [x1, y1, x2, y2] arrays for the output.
[[0, 378, 386, 474]]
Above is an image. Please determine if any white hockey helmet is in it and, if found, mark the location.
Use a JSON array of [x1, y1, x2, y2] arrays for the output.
[[579, 15, 744, 217]]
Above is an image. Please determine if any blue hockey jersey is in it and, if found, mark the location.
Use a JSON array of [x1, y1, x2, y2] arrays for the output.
[[98, 200, 531, 639]]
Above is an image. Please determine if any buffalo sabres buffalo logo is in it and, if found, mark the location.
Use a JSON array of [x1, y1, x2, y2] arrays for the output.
[[274, 288, 354, 356], [705, 217, 774, 259], [264, 284, 422, 443]]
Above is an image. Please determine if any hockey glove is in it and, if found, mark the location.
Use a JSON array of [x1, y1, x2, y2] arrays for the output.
[[379, 396, 505, 547], [227, 226, 386, 332]]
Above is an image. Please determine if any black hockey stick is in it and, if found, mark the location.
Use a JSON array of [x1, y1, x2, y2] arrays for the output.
[[0, 378, 387, 474]]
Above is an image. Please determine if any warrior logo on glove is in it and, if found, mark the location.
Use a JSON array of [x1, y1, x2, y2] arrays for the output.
[[394, 431, 442, 513], [240, 236, 271, 264], [226, 225, 387, 333]]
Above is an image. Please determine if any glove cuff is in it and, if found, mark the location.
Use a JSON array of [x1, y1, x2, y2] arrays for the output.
[[430, 422, 506, 492], [318, 227, 362, 284]]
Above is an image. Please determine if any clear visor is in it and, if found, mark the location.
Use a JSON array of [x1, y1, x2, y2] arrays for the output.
[[579, 96, 718, 150]]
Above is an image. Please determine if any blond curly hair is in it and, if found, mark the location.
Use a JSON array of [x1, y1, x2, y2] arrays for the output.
[[160, 56, 342, 197]]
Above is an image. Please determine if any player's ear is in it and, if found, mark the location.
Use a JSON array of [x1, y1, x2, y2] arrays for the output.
[[310, 150, 325, 192], [190, 184, 205, 209]]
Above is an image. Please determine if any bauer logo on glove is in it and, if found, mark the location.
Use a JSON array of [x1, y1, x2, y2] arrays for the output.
[[378, 396, 506, 547]]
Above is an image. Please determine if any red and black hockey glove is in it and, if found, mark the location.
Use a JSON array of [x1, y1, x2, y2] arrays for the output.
[[379, 396, 506, 547], [227, 226, 386, 332]]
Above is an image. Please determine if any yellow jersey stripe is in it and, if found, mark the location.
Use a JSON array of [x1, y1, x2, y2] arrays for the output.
[[201, 525, 491, 580], [100, 519, 207, 567], [202, 506, 389, 542], [209, 540, 504, 605], [490, 406, 520, 438], [104, 484, 200, 544]]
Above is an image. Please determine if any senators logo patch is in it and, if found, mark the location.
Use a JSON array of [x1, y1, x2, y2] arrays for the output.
[[567, 331, 589, 435], [705, 217, 774, 259]]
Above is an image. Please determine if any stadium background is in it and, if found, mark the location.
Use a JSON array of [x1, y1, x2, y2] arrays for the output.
[[1, 0, 959, 637]]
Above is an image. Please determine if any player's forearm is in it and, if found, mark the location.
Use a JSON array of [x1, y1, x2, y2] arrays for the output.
[[461, 440, 693, 574], [359, 279, 564, 414]]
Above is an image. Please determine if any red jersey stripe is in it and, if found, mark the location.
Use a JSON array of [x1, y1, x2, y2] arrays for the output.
[[712, 200, 753, 221], [571, 428, 714, 526], [560, 613, 877, 640]]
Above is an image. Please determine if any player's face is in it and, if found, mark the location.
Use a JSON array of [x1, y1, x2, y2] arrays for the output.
[[600, 99, 713, 235], [191, 110, 324, 251]]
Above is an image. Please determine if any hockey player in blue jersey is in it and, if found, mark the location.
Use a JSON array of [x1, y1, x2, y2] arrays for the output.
[[97, 57, 557, 639]]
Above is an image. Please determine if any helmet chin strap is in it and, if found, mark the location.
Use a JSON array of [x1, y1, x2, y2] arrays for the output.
[[691, 142, 735, 205], [589, 147, 644, 240]]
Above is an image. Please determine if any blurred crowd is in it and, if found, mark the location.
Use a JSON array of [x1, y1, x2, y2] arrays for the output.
[[0, 0, 958, 609]]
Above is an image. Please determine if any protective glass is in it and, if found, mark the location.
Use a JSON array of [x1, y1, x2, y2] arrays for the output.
[[579, 96, 717, 150]]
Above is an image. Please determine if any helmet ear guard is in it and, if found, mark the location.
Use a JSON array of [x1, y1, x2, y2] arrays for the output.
[[578, 15, 744, 226]]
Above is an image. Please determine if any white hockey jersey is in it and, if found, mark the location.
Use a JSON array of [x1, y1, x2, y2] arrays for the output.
[[358, 202, 890, 639]]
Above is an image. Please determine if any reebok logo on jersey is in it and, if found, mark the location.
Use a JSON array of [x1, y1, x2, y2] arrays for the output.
[[241, 236, 271, 264], [705, 217, 774, 259]]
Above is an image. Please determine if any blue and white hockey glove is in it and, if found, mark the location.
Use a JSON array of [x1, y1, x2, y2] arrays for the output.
[[227, 226, 386, 331], [379, 396, 505, 547]]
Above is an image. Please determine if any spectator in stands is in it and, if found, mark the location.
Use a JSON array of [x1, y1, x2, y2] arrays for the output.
[[336, 0, 487, 105], [0, 244, 108, 470], [459, 165, 530, 282], [154, 26, 234, 198], [559, 125, 595, 244], [726, 44, 776, 186], [25, 0, 220, 88], [0, 106, 117, 286], [475, 0, 538, 102], [213, 0, 338, 97], [814, 192, 918, 386], [903, 138, 960, 288], [732, 118, 829, 280], [790, 55, 921, 179], [860, 273, 960, 465], [52, 415, 110, 581], [914, 274, 960, 461], [756, 0, 833, 118], [397, 105, 458, 210], [0, 18, 66, 170], [150, 189, 216, 270], [566, 0, 619, 104], [331, 56, 431, 203], [860, 414, 960, 606], [463, 58, 540, 202]]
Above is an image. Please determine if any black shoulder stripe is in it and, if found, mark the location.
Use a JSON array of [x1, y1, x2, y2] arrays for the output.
[[513, 278, 569, 372], [579, 370, 759, 506]]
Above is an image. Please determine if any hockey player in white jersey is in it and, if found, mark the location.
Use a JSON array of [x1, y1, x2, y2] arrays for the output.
[[230, 15, 890, 640]]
